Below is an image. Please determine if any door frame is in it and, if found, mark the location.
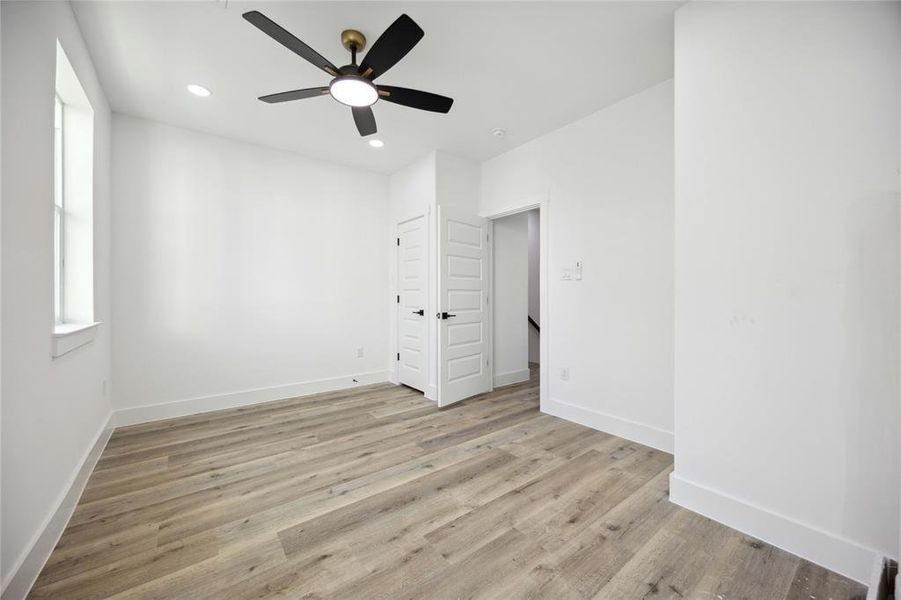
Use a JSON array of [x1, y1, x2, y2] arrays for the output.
[[484, 194, 549, 412], [394, 213, 431, 398]]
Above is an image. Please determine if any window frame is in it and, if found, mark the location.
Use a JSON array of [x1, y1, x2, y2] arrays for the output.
[[53, 93, 66, 325], [51, 40, 101, 358]]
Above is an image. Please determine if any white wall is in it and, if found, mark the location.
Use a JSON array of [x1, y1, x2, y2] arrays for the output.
[[493, 212, 529, 386], [110, 115, 391, 421], [671, 1, 901, 583], [481, 80, 675, 452], [389, 153, 437, 225], [388, 153, 437, 398], [387, 151, 481, 400], [528, 209, 540, 364], [436, 152, 480, 214], [1, 0, 112, 591]]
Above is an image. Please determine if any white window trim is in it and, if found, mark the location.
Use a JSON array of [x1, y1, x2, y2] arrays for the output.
[[54, 93, 66, 325], [52, 321, 102, 358]]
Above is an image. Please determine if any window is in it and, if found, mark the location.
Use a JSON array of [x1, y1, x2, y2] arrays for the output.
[[52, 41, 99, 357], [54, 94, 64, 323]]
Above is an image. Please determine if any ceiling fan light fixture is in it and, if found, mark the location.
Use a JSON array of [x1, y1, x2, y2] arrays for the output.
[[329, 75, 378, 107]]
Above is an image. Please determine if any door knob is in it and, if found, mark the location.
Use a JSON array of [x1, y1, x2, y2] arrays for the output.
[[412, 309, 424, 316], [437, 312, 457, 320]]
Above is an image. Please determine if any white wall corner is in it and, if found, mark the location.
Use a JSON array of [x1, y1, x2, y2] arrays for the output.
[[543, 397, 674, 454], [541, 398, 673, 454], [669, 472, 882, 585]]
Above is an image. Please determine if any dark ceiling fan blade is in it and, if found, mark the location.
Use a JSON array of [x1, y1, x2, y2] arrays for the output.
[[352, 106, 377, 136], [378, 86, 453, 113], [359, 14, 424, 80], [259, 87, 330, 103], [243, 11, 339, 77]]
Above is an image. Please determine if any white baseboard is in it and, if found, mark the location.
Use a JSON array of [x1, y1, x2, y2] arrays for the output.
[[493, 369, 530, 388], [543, 397, 674, 454], [424, 384, 437, 402], [1, 416, 113, 600], [669, 472, 883, 584], [110, 370, 391, 427]]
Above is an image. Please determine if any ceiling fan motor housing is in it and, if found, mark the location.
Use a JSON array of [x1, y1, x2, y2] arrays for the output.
[[341, 29, 367, 52]]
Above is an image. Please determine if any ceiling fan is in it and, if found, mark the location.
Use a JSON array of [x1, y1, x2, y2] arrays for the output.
[[243, 11, 454, 137]]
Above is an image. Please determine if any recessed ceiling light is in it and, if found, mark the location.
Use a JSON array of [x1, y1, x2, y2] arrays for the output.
[[491, 128, 506, 138], [187, 84, 212, 97], [368, 139, 385, 148]]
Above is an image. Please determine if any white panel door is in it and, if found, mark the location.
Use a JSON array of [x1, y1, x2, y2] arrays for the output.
[[397, 216, 428, 393], [437, 206, 491, 407]]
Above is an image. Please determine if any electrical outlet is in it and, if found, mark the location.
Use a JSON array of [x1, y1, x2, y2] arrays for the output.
[[356, 347, 364, 358], [574, 260, 583, 280], [561, 268, 572, 280], [559, 368, 570, 381]]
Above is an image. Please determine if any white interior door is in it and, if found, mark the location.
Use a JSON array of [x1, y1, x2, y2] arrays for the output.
[[397, 216, 428, 393], [437, 206, 491, 407]]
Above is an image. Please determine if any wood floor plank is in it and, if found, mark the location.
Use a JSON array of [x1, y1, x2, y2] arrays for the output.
[[593, 509, 734, 599], [106, 537, 288, 600], [518, 469, 680, 599], [32, 532, 219, 599], [785, 559, 868, 600], [409, 527, 547, 599], [328, 541, 452, 600], [689, 531, 800, 599], [29, 368, 865, 599], [277, 449, 516, 558], [423, 441, 665, 565]]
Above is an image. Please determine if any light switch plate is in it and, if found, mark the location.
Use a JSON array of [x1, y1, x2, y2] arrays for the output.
[[562, 268, 572, 280]]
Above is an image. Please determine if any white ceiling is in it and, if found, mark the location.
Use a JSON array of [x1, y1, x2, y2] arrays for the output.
[[72, 1, 677, 174]]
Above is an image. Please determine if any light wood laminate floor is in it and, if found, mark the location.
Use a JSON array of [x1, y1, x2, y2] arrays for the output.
[[31, 369, 866, 599]]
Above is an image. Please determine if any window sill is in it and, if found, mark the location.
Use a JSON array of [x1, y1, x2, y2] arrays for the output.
[[52, 321, 101, 358]]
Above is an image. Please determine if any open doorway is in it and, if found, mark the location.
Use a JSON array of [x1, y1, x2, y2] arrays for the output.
[[492, 208, 540, 389], [419, 198, 547, 409], [527, 210, 540, 375]]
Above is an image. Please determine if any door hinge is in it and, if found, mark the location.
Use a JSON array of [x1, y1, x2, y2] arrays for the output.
[[397, 237, 400, 246], [397, 295, 400, 304], [397, 352, 400, 361]]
